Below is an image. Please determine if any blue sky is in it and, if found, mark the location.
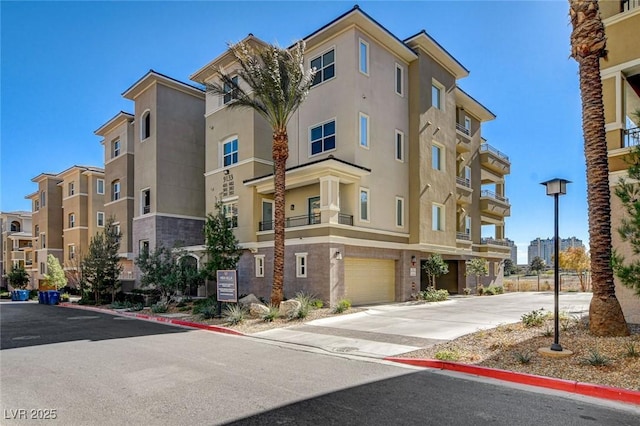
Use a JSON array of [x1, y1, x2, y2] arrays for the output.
[[1, 1, 588, 263]]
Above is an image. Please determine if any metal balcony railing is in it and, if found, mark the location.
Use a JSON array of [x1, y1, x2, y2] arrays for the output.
[[456, 176, 471, 188], [480, 238, 511, 247], [143, 205, 151, 214], [456, 232, 471, 241], [259, 213, 354, 231], [480, 144, 510, 162], [456, 122, 470, 136], [338, 213, 353, 225], [624, 127, 640, 147], [481, 190, 509, 203], [622, 0, 640, 12]]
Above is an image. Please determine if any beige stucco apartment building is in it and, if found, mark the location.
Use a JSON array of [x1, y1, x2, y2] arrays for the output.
[[1, 211, 35, 289], [602, 0, 640, 323], [190, 6, 511, 305]]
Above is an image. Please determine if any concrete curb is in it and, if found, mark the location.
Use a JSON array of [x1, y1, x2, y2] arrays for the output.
[[385, 357, 640, 406], [58, 303, 244, 336]]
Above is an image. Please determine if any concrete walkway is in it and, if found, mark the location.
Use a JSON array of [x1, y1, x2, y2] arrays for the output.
[[249, 292, 593, 359]]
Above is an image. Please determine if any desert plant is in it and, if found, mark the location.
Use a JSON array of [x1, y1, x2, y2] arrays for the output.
[[151, 302, 168, 314], [420, 287, 449, 302], [463, 287, 472, 295], [200, 305, 217, 320], [624, 342, 639, 358], [521, 308, 546, 327], [514, 351, 533, 364], [261, 304, 280, 322], [541, 325, 553, 337], [434, 349, 459, 361], [332, 299, 351, 314], [311, 299, 324, 309], [582, 349, 611, 367], [223, 304, 246, 325], [193, 296, 217, 315]]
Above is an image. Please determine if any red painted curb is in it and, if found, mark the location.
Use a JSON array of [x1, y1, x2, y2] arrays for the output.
[[385, 357, 640, 406], [59, 303, 244, 336]]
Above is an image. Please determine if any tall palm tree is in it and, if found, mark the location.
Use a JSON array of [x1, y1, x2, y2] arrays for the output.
[[569, 0, 628, 336], [206, 40, 316, 305]]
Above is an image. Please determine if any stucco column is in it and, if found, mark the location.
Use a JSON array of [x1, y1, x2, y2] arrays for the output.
[[319, 176, 340, 224], [496, 224, 505, 240]]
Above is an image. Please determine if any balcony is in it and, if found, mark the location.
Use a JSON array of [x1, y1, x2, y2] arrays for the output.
[[625, 127, 640, 147], [477, 238, 512, 255], [480, 144, 510, 175], [456, 232, 471, 241], [480, 190, 511, 218], [259, 213, 353, 231], [622, 0, 640, 12], [455, 176, 473, 205]]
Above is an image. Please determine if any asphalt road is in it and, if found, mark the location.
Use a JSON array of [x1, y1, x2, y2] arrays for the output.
[[1, 302, 638, 425]]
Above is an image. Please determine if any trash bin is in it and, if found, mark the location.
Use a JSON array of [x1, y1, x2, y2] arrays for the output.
[[38, 291, 47, 304], [11, 291, 17, 301], [47, 290, 60, 305], [16, 289, 30, 301]]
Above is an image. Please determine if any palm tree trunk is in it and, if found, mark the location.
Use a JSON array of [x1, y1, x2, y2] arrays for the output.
[[569, 0, 628, 336], [271, 128, 288, 305]]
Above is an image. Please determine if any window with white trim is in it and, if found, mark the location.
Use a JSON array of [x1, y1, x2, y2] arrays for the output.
[[395, 130, 404, 162], [68, 181, 75, 196], [112, 139, 121, 158], [68, 213, 75, 228], [432, 80, 444, 110], [97, 179, 105, 195], [432, 143, 443, 171], [396, 197, 404, 228], [112, 180, 121, 201], [359, 188, 370, 222], [255, 255, 265, 278], [40, 191, 46, 207], [295, 253, 308, 278], [465, 215, 472, 235], [223, 138, 238, 167], [223, 76, 239, 105], [141, 111, 151, 140], [69, 244, 76, 261], [359, 113, 369, 148], [97, 212, 105, 227], [141, 189, 151, 215], [40, 262, 46, 274], [359, 39, 369, 75], [395, 63, 404, 96], [223, 201, 238, 228], [139, 240, 149, 255], [310, 49, 335, 86], [432, 204, 444, 231], [310, 120, 336, 155], [34, 199, 40, 211], [464, 116, 471, 132], [114, 223, 121, 237]]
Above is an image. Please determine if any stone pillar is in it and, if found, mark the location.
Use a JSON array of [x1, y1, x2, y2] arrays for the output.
[[319, 176, 340, 224]]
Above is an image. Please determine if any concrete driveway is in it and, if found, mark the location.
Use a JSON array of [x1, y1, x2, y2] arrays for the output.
[[250, 292, 593, 358]]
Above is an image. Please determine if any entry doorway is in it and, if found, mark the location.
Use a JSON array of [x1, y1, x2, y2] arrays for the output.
[[308, 196, 320, 224]]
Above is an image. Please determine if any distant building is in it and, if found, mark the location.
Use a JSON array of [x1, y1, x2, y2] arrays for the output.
[[527, 237, 585, 266], [505, 238, 517, 264]]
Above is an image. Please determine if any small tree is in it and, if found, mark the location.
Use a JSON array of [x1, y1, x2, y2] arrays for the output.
[[559, 247, 590, 292], [135, 245, 183, 302], [6, 265, 30, 290], [503, 258, 516, 277], [202, 202, 242, 284], [422, 254, 449, 289], [82, 217, 122, 304], [44, 254, 67, 290], [529, 256, 546, 291], [466, 258, 488, 292]]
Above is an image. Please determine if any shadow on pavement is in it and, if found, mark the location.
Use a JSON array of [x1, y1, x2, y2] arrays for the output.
[[0, 302, 189, 350]]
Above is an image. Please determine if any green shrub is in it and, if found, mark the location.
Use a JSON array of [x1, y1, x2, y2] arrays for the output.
[[624, 342, 639, 358], [261, 304, 280, 322], [514, 351, 533, 364], [311, 299, 324, 309], [435, 350, 459, 361], [483, 286, 496, 296], [463, 288, 472, 296], [200, 305, 217, 319], [332, 299, 352, 314], [193, 296, 217, 315], [129, 303, 143, 312], [61, 293, 71, 302], [223, 304, 246, 325], [176, 300, 188, 308], [0, 291, 10, 299], [582, 349, 611, 367], [420, 288, 449, 302], [521, 308, 546, 327], [151, 302, 168, 313]]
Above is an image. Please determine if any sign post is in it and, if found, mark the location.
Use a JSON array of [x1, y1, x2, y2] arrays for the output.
[[216, 270, 238, 317]]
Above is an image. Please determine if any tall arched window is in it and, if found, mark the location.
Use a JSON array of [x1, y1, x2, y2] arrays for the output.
[[10, 221, 20, 232], [141, 111, 151, 140]]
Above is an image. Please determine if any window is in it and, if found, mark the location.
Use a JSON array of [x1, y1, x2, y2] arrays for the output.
[[255, 255, 265, 278], [142, 189, 151, 214], [112, 139, 121, 158], [295, 253, 308, 278], [432, 204, 444, 231], [261, 200, 274, 231], [41, 233, 46, 249], [223, 76, 239, 105], [69, 245, 76, 261], [141, 111, 151, 140], [97, 212, 105, 227], [40, 262, 45, 274], [359, 188, 370, 222], [223, 201, 238, 228], [395, 64, 404, 96], [114, 223, 121, 236], [464, 166, 471, 184], [396, 197, 404, 228], [223, 138, 239, 167], [432, 80, 443, 110], [10, 221, 20, 232], [395, 130, 404, 162], [112, 180, 121, 201], [465, 216, 472, 235], [358, 113, 369, 148], [34, 200, 40, 211], [40, 191, 46, 207], [139, 240, 149, 255], [359, 39, 369, 75], [432, 144, 443, 171], [35, 225, 39, 235], [97, 179, 105, 195], [310, 49, 335, 86], [310, 120, 336, 155], [68, 182, 75, 196], [68, 213, 75, 228], [464, 116, 471, 132]]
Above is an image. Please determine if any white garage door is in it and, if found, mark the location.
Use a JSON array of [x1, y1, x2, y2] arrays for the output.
[[344, 258, 395, 305]]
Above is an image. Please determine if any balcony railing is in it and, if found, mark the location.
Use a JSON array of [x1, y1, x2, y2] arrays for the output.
[[480, 238, 511, 247], [119, 271, 134, 280], [456, 176, 471, 188], [456, 232, 471, 241], [622, 0, 640, 12], [480, 144, 510, 161], [624, 127, 640, 147], [481, 190, 509, 203], [259, 213, 353, 231], [456, 122, 470, 136], [338, 213, 354, 226], [143, 205, 150, 214]]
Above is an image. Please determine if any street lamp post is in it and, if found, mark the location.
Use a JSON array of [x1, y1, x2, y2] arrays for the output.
[[541, 178, 570, 351]]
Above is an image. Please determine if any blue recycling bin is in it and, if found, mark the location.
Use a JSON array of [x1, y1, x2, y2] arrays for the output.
[[16, 289, 30, 301], [38, 291, 47, 304], [47, 290, 60, 305], [11, 291, 17, 301]]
